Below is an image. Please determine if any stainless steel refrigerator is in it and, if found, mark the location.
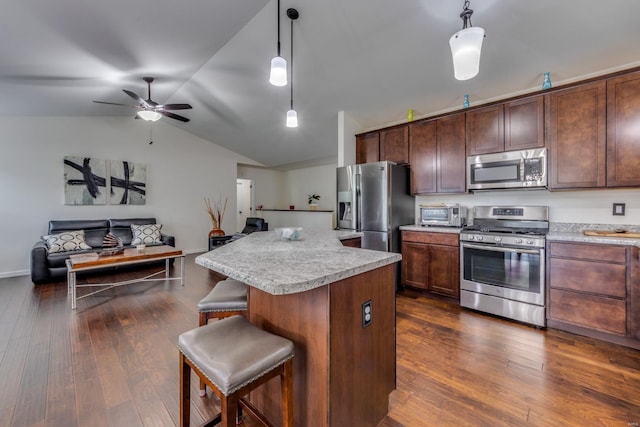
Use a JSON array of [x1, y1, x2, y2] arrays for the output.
[[337, 161, 414, 252]]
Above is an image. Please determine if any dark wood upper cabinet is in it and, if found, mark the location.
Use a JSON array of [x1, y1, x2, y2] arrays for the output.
[[607, 70, 640, 187], [380, 126, 409, 165], [546, 81, 606, 189], [437, 113, 466, 193], [408, 120, 437, 194], [504, 95, 544, 151], [409, 114, 465, 195], [356, 132, 380, 164], [466, 104, 504, 155]]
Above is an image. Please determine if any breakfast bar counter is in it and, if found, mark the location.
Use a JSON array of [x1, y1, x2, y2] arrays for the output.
[[195, 230, 400, 426]]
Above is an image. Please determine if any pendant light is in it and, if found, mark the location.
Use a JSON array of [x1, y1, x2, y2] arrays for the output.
[[269, 0, 287, 86], [286, 8, 299, 128], [449, 0, 485, 81]]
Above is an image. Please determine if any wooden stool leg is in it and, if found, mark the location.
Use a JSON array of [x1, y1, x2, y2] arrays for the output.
[[281, 359, 294, 427], [198, 311, 208, 327], [220, 395, 239, 427], [198, 312, 210, 396], [179, 352, 191, 427]]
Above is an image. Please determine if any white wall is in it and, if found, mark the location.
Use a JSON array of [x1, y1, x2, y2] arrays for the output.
[[415, 188, 640, 225], [0, 116, 259, 277], [338, 111, 358, 167], [284, 164, 337, 212], [237, 165, 286, 209]]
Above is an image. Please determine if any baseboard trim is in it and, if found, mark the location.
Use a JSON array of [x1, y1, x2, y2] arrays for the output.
[[0, 270, 30, 279]]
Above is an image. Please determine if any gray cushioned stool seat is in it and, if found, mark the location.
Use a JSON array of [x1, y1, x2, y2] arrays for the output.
[[197, 279, 248, 313], [178, 315, 294, 396]]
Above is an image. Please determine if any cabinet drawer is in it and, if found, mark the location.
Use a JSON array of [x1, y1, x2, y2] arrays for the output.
[[548, 258, 626, 298], [402, 231, 458, 246], [549, 242, 626, 263], [549, 289, 626, 335]]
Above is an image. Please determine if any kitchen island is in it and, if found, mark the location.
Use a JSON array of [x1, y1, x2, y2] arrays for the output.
[[195, 230, 401, 427]]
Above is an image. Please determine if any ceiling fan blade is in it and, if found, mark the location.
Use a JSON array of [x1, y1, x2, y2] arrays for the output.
[[160, 111, 190, 122], [93, 100, 140, 109], [157, 103, 192, 110], [123, 89, 151, 108]]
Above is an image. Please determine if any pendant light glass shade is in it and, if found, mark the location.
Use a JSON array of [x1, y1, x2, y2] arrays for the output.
[[286, 109, 298, 127], [449, 26, 484, 80], [137, 110, 162, 121], [269, 56, 287, 86]]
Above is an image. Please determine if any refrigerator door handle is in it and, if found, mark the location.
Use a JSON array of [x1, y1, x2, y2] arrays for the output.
[[355, 173, 362, 231]]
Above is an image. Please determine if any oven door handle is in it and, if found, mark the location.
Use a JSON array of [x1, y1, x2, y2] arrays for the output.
[[462, 242, 541, 255]]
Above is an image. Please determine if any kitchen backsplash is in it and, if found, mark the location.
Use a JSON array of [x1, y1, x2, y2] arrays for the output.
[[415, 187, 640, 225]]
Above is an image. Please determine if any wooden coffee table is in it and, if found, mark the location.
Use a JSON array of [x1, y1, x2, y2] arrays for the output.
[[66, 245, 184, 310]]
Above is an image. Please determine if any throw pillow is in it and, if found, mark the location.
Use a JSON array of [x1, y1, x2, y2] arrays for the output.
[[131, 223, 162, 245], [43, 230, 92, 253]]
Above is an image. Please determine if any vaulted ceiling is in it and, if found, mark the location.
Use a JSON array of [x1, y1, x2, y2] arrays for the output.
[[2, 0, 640, 168]]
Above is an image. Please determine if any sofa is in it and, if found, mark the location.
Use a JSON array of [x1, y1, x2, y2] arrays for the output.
[[31, 217, 175, 284]]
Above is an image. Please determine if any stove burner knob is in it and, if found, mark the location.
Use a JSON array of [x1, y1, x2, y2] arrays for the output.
[[515, 238, 523, 244], [494, 236, 502, 242], [475, 235, 484, 241], [526, 239, 534, 245]]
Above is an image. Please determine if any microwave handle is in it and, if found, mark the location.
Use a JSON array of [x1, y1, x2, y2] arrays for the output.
[[462, 242, 541, 255]]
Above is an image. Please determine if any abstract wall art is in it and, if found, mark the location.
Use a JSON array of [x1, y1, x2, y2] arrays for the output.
[[64, 156, 107, 205], [110, 160, 147, 205]]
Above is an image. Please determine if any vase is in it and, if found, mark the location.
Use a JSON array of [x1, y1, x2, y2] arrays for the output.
[[310, 204, 318, 211], [542, 72, 552, 90], [208, 228, 225, 237]]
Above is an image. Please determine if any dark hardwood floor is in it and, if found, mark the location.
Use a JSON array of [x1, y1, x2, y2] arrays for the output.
[[1, 254, 639, 426]]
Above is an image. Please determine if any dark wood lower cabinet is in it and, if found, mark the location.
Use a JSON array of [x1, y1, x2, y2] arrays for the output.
[[401, 231, 459, 299], [547, 241, 640, 349], [340, 237, 361, 248]]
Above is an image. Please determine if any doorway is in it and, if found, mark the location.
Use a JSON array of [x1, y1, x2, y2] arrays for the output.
[[236, 179, 254, 232]]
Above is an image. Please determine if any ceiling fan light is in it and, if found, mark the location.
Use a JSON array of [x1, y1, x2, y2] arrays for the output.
[[269, 56, 288, 86], [449, 26, 485, 80], [137, 110, 162, 121], [286, 109, 298, 128]]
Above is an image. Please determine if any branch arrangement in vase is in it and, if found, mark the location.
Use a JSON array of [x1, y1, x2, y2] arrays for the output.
[[205, 196, 228, 230]]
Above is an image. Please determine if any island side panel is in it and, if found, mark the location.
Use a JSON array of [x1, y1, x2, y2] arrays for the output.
[[329, 263, 396, 427], [249, 284, 330, 427], [248, 263, 396, 426]]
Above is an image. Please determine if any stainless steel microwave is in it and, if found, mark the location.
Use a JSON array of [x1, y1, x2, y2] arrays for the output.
[[420, 205, 467, 227], [467, 148, 547, 191]]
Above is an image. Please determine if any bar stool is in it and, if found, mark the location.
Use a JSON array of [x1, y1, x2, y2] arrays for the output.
[[197, 278, 248, 397], [178, 315, 294, 427], [197, 278, 248, 327]]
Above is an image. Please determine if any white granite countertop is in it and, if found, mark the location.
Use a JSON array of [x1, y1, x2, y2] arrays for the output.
[[400, 224, 463, 234], [195, 229, 401, 295], [547, 231, 640, 247], [335, 230, 363, 240], [548, 222, 640, 247]]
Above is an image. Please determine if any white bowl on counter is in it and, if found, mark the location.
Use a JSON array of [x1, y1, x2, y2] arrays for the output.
[[275, 227, 303, 241]]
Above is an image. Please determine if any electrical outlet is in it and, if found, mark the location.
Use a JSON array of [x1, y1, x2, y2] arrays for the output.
[[613, 203, 626, 216], [362, 300, 372, 328]]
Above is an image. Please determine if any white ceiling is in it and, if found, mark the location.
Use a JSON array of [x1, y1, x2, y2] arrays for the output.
[[2, 0, 640, 168]]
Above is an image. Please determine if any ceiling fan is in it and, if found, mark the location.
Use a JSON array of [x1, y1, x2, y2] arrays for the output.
[[93, 76, 192, 122]]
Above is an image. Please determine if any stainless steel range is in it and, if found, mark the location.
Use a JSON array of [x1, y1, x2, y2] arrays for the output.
[[460, 206, 549, 327]]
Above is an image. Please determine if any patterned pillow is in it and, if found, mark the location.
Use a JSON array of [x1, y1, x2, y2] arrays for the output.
[[43, 230, 92, 253], [131, 223, 162, 245]]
